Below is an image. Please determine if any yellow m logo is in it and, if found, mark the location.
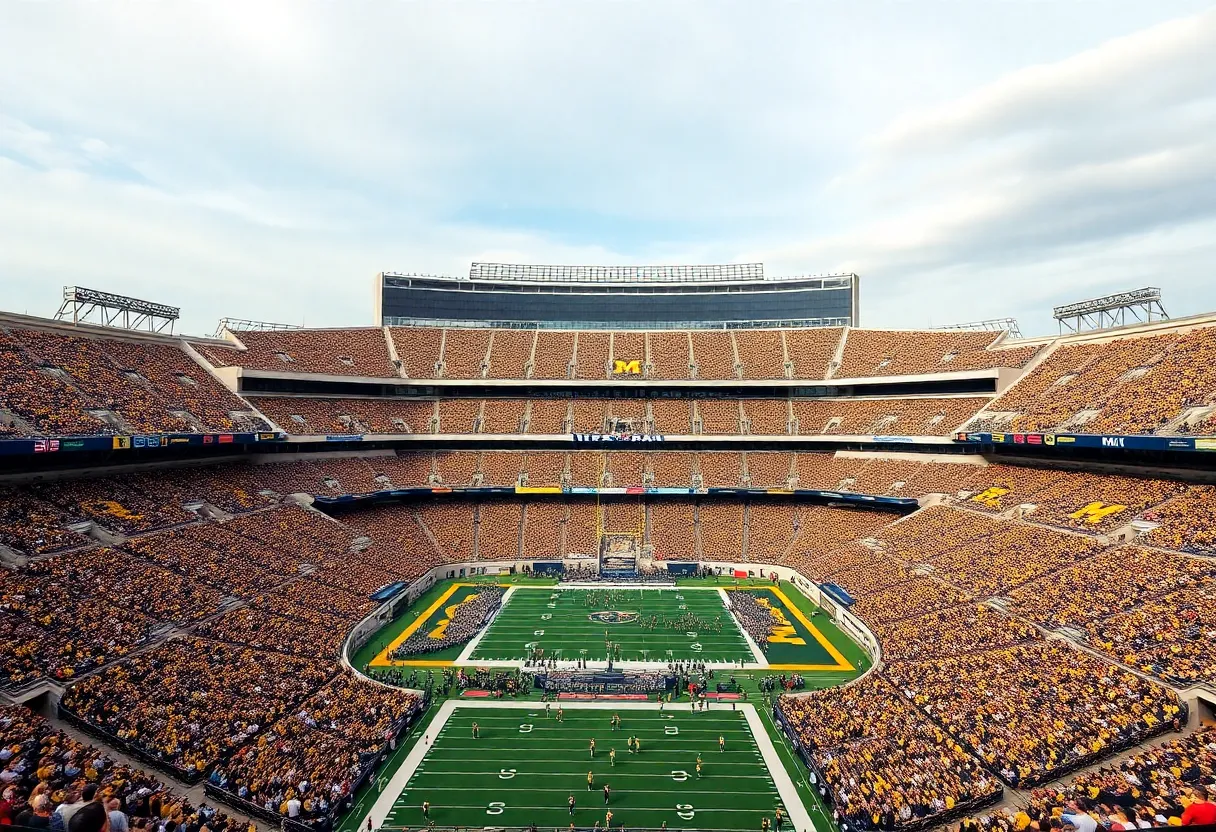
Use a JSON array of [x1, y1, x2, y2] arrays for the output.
[[970, 486, 1009, 508], [1068, 501, 1127, 524], [613, 359, 642, 375]]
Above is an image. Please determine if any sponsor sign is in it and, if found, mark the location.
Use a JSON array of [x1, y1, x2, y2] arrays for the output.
[[572, 433, 666, 443]]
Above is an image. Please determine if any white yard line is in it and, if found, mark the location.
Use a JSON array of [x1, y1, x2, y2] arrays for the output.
[[743, 705, 816, 832], [359, 700, 815, 832]]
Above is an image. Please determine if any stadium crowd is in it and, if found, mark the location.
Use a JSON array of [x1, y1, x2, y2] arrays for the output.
[[0, 703, 250, 832], [0, 440, 1213, 832], [957, 726, 1216, 832], [780, 678, 1004, 829], [726, 591, 778, 651]]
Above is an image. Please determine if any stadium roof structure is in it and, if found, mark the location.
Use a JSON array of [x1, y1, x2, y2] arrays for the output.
[[54, 286, 180, 334], [1053, 287, 1169, 334], [935, 317, 1023, 339], [213, 317, 304, 338], [383, 263, 858, 286]]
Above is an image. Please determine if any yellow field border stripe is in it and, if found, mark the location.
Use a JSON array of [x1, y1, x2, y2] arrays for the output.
[[369, 583, 468, 668], [769, 585, 854, 671], [727, 586, 854, 672]]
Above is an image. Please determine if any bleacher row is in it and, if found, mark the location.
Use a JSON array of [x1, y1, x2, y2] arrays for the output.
[[5, 452, 1216, 556], [195, 326, 1037, 381], [0, 501, 423, 828], [4, 320, 1216, 438], [251, 394, 989, 436], [0, 326, 266, 437], [780, 502, 1215, 829], [966, 323, 1216, 435]]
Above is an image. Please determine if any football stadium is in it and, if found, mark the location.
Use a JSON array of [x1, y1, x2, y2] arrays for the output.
[[2, 266, 1216, 832]]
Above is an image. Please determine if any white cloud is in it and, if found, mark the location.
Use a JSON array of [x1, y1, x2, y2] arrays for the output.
[[0, 1, 1213, 336]]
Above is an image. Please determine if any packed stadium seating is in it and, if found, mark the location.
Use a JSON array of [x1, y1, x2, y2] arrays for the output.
[[251, 395, 991, 437], [251, 396, 434, 434], [0, 703, 249, 832], [780, 677, 1004, 828], [648, 500, 696, 560], [202, 327, 399, 378], [965, 324, 1216, 434], [835, 329, 1039, 378], [531, 330, 576, 379], [485, 328, 534, 378], [190, 324, 1052, 385], [647, 330, 693, 379], [794, 396, 989, 436], [969, 725, 1216, 830], [0, 327, 266, 436], [12, 305, 1216, 832], [1, 448, 1214, 832], [521, 501, 564, 559]]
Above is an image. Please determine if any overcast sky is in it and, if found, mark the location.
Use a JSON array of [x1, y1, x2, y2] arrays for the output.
[[2, 1, 1214, 336]]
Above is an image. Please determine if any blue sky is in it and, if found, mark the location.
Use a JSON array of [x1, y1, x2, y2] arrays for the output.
[[1, 1, 1214, 335]]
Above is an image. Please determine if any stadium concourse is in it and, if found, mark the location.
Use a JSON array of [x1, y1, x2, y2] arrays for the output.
[[2, 307, 1216, 832]]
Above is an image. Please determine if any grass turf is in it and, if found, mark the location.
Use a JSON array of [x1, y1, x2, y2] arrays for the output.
[[469, 587, 755, 664], [381, 705, 790, 831]]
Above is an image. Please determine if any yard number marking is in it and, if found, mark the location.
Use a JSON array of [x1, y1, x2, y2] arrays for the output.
[[671, 770, 689, 782], [690, 643, 703, 652], [487, 802, 506, 815], [541, 614, 552, 620], [519, 724, 533, 733], [499, 769, 517, 779], [676, 804, 696, 820], [664, 725, 679, 735], [534, 630, 545, 636]]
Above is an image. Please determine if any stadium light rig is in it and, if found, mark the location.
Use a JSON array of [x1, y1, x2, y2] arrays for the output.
[[1053, 287, 1169, 334], [55, 286, 180, 334]]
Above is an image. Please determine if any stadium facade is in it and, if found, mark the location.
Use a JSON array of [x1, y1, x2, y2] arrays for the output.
[[375, 263, 859, 329], [4, 271, 1216, 832]]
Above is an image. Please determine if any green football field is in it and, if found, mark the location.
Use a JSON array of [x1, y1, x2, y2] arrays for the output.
[[469, 587, 755, 663], [367, 701, 810, 832]]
